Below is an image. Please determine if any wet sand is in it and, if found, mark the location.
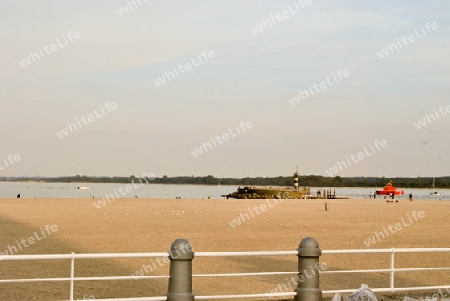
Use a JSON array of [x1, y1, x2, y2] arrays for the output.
[[0, 198, 448, 300]]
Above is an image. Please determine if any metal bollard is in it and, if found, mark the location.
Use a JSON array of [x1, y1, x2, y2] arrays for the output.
[[166, 239, 195, 301], [294, 237, 323, 301]]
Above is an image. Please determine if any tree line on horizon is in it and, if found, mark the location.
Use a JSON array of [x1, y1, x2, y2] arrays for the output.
[[0, 175, 449, 188]]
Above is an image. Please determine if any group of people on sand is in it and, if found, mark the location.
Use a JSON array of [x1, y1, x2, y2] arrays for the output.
[[370, 192, 414, 202]]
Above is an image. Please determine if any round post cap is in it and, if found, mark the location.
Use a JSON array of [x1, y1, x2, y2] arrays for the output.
[[297, 237, 321, 257], [169, 239, 194, 260]]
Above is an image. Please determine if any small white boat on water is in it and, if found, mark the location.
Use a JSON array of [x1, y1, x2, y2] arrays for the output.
[[77, 186, 90, 190], [429, 178, 440, 196]]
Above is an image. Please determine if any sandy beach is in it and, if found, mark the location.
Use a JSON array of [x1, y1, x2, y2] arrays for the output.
[[0, 197, 448, 300]]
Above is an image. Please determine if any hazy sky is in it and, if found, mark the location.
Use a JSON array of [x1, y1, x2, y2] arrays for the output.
[[1, 0, 449, 178]]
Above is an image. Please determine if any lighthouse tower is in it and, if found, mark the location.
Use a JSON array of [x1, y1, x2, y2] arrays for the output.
[[294, 167, 299, 191]]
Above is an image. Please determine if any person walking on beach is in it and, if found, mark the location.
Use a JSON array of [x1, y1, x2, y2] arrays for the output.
[[409, 193, 413, 202]]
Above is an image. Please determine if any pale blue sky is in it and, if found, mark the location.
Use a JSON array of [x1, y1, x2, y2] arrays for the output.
[[0, 0, 449, 178]]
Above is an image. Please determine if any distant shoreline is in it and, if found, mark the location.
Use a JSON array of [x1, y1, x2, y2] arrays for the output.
[[1, 175, 449, 189], [0, 197, 447, 202]]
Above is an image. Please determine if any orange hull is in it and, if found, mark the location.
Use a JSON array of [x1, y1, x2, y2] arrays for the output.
[[375, 182, 405, 195]]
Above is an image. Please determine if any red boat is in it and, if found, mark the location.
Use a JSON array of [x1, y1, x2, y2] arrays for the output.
[[375, 181, 405, 195]]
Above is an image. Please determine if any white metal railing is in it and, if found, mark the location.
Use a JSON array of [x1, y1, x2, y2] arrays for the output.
[[320, 248, 450, 294], [0, 248, 449, 300]]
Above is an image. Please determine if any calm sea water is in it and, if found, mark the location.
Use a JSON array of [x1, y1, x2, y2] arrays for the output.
[[0, 182, 449, 200]]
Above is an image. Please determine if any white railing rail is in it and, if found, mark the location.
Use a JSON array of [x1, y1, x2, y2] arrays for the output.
[[320, 248, 450, 295], [1, 247, 449, 300]]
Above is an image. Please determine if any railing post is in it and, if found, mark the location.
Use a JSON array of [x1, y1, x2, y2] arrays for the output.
[[390, 248, 395, 292], [294, 237, 323, 301], [167, 239, 194, 301], [70, 252, 75, 301]]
